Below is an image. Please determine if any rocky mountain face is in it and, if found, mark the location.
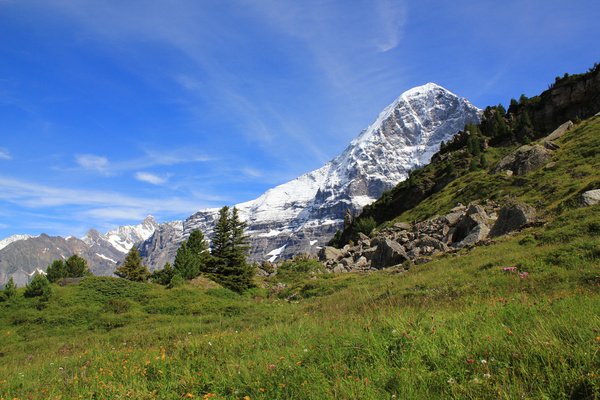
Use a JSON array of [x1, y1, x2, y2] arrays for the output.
[[139, 83, 482, 269], [511, 66, 600, 133], [0, 217, 158, 286]]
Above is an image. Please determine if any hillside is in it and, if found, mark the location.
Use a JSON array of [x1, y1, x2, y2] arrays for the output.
[[1, 68, 599, 399]]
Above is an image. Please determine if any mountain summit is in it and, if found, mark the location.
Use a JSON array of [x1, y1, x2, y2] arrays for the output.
[[139, 83, 482, 268]]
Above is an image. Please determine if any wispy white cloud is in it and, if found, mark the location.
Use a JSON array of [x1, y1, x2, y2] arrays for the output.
[[373, 0, 407, 52], [135, 171, 170, 185], [0, 147, 11, 160], [75, 154, 110, 174], [0, 174, 203, 218]]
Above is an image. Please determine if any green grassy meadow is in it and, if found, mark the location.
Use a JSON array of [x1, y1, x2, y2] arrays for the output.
[[1, 119, 600, 399]]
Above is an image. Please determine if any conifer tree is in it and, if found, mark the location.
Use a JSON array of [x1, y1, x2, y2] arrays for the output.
[[210, 206, 254, 292], [24, 274, 52, 301], [0, 277, 17, 302], [46, 255, 92, 283], [114, 246, 150, 282], [173, 230, 211, 280], [46, 259, 67, 283], [149, 262, 175, 286]]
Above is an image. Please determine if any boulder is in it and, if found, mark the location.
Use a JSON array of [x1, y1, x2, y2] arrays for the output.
[[455, 224, 490, 247], [318, 246, 343, 262], [544, 120, 573, 142], [579, 189, 600, 207], [492, 145, 553, 175], [371, 238, 409, 270], [488, 203, 536, 238], [413, 236, 449, 254], [453, 205, 490, 242], [392, 222, 412, 231]]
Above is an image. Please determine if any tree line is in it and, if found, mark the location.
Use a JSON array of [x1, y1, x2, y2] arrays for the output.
[[1, 205, 254, 303], [115, 205, 254, 293]]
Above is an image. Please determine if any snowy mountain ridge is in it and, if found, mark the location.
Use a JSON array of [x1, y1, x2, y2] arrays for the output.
[[139, 83, 482, 267]]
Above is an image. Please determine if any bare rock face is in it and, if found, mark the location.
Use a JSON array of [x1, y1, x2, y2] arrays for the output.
[[579, 189, 600, 207], [371, 238, 409, 270], [488, 203, 536, 239], [492, 145, 554, 176], [544, 120, 573, 142]]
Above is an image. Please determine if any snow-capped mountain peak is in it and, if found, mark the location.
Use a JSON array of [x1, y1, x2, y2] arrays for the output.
[[139, 83, 482, 267]]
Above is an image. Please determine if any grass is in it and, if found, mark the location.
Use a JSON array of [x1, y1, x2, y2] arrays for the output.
[[1, 116, 600, 399], [1, 209, 599, 399]]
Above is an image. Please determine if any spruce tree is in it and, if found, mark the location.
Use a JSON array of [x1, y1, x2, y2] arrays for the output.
[[0, 277, 17, 302], [173, 230, 211, 280], [114, 246, 150, 282], [149, 262, 176, 286], [210, 206, 254, 293], [46, 259, 67, 283], [65, 254, 92, 278], [24, 274, 52, 301]]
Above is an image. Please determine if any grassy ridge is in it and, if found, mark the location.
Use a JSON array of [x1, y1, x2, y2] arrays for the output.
[[1, 115, 600, 399]]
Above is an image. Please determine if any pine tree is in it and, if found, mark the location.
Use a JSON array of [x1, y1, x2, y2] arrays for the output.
[[210, 206, 254, 293], [65, 254, 92, 278], [46, 255, 92, 283], [0, 277, 17, 302], [24, 274, 52, 301], [114, 246, 150, 282], [174, 230, 211, 280], [46, 259, 67, 283], [149, 262, 175, 286]]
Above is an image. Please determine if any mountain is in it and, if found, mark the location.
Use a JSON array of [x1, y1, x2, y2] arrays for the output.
[[0, 216, 158, 286], [139, 83, 482, 268]]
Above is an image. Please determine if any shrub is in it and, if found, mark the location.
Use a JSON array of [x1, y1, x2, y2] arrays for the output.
[[24, 274, 52, 301], [355, 216, 377, 236]]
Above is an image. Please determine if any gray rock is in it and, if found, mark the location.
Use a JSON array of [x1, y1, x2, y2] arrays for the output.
[[492, 145, 553, 176], [456, 224, 490, 247], [444, 212, 463, 226], [579, 189, 600, 207], [318, 246, 343, 262], [544, 120, 573, 142], [413, 236, 449, 254], [488, 203, 536, 238], [392, 222, 412, 231], [332, 265, 347, 274], [371, 238, 409, 270], [544, 141, 561, 151]]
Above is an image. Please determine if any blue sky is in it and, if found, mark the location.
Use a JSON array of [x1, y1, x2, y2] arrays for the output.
[[1, 0, 599, 239]]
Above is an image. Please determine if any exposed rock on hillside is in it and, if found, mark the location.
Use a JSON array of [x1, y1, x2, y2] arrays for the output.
[[579, 189, 600, 207], [492, 145, 554, 176], [319, 201, 536, 273]]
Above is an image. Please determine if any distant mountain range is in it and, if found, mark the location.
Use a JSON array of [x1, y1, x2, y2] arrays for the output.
[[0, 83, 481, 284]]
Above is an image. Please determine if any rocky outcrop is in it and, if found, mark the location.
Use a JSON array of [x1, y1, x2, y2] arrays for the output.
[[579, 189, 600, 207], [544, 120, 573, 142], [488, 203, 537, 239], [492, 145, 553, 176], [318, 200, 537, 273]]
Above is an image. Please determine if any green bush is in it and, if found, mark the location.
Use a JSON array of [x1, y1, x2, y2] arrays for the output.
[[24, 274, 51, 301]]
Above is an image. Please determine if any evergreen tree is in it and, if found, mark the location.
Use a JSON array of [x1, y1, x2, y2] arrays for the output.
[[65, 254, 92, 278], [173, 230, 211, 280], [210, 206, 254, 292], [479, 153, 489, 168], [46, 255, 92, 283], [0, 277, 17, 302], [149, 262, 175, 286], [46, 259, 67, 283], [24, 274, 51, 301], [114, 246, 150, 282]]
